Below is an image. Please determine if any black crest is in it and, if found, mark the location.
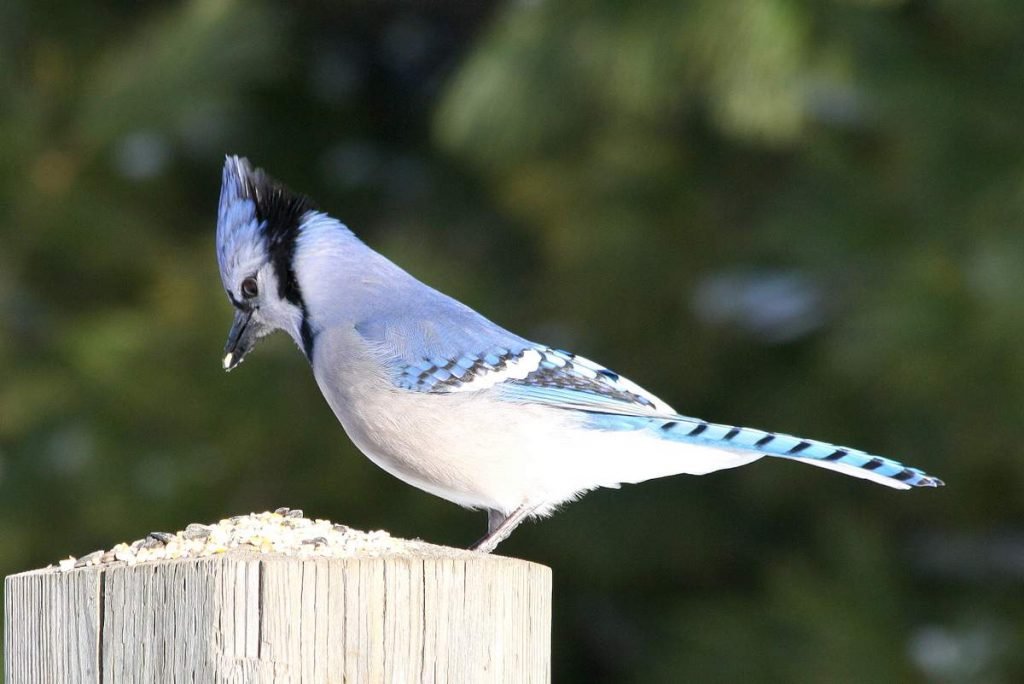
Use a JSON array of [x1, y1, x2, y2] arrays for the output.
[[236, 163, 316, 308], [235, 159, 318, 360], [239, 167, 317, 245]]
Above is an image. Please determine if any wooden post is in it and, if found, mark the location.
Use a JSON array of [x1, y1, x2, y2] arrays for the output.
[[5, 546, 551, 682]]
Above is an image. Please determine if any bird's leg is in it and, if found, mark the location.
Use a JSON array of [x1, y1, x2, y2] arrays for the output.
[[487, 508, 505, 535], [471, 504, 534, 554]]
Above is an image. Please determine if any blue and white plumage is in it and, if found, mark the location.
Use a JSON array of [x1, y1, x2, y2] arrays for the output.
[[215, 156, 944, 553]]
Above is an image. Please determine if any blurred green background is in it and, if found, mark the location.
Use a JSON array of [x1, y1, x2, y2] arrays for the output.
[[3, 0, 1023, 680]]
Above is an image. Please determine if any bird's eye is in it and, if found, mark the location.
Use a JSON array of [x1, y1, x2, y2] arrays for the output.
[[240, 276, 259, 299]]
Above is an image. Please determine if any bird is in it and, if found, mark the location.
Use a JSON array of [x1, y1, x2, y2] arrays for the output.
[[215, 155, 944, 554]]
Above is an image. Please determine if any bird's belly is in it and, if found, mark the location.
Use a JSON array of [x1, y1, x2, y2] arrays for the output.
[[314, 370, 590, 513]]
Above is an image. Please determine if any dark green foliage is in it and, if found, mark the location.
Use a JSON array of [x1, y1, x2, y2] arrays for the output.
[[2, 0, 1022, 680]]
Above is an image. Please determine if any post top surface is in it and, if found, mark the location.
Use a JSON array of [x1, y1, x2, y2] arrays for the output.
[[9, 508, 549, 579]]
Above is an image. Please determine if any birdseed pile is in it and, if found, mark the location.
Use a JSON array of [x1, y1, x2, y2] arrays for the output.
[[53, 508, 408, 572]]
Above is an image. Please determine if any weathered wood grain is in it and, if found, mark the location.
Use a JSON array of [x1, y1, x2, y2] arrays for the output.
[[5, 550, 551, 683]]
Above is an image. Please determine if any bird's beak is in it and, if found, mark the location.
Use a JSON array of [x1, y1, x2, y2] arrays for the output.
[[222, 309, 261, 372]]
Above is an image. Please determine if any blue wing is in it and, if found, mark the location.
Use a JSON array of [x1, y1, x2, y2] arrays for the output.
[[351, 279, 673, 417], [393, 344, 676, 417]]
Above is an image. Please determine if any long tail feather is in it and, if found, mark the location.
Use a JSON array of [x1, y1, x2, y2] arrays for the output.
[[589, 412, 944, 489]]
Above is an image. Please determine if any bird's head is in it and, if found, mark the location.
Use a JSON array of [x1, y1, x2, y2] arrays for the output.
[[216, 156, 318, 371]]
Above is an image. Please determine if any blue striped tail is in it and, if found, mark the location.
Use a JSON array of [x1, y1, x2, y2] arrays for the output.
[[585, 412, 944, 489]]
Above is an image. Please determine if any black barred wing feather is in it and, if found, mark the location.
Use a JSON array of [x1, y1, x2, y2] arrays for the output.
[[396, 346, 675, 417]]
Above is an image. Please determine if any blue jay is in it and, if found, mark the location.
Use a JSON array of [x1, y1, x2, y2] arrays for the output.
[[216, 156, 943, 553]]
